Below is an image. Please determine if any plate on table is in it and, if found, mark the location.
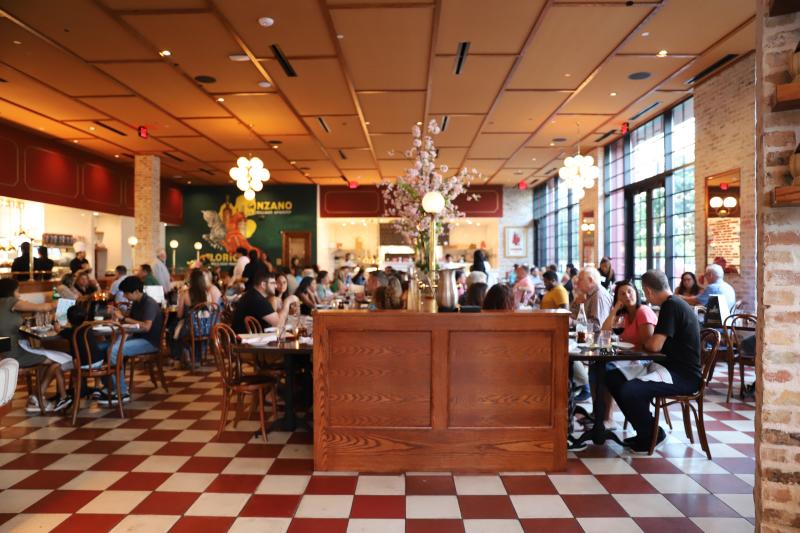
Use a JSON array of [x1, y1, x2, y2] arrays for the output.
[[613, 341, 634, 350], [31, 325, 53, 334]]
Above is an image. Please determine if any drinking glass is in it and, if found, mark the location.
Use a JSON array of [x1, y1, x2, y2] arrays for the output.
[[598, 330, 613, 350], [585, 323, 599, 346]]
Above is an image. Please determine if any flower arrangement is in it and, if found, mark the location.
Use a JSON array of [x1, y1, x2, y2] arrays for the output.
[[380, 119, 481, 271]]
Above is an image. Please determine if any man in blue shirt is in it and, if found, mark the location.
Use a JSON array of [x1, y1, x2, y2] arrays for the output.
[[679, 264, 736, 311]]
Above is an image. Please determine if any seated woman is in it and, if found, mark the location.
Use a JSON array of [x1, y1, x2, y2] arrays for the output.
[[74, 272, 98, 298], [0, 278, 68, 413], [316, 271, 334, 303], [373, 277, 403, 310], [269, 273, 289, 313], [675, 271, 701, 298], [295, 276, 320, 315], [56, 273, 80, 300], [170, 269, 219, 365], [465, 282, 488, 307], [482, 284, 514, 310]]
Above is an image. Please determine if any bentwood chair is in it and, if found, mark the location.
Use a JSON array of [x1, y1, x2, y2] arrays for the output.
[[185, 303, 221, 371], [244, 316, 263, 334], [649, 328, 721, 458], [70, 321, 126, 425], [211, 323, 278, 443], [126, 312, 170, 395], [724, 313, 757, 401]]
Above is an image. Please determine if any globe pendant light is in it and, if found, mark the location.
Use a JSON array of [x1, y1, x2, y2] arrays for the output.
[[558, 122, 600, 200], [229, 155, 270, 199]]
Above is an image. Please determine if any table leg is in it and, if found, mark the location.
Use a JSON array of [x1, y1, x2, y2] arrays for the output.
[[572, 361, 624, 447], [255, 354, 311, 435]]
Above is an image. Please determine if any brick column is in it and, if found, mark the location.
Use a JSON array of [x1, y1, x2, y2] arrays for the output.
[[755, 3, 800, 531], [133, 155, 160, 268]]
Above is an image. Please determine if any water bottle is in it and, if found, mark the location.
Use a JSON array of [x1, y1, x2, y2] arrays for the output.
[[576, 303, 588, 343]]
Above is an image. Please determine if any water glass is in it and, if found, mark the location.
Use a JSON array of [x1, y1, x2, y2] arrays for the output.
[[598, 330, 613, 350]]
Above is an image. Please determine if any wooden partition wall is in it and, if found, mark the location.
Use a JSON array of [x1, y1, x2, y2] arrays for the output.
[[313, 310, 569, 473]]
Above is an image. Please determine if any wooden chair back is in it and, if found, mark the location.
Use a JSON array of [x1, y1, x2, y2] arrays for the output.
[[188, 302, 221, 342], [728, 313, 757, 358], [698, 328, 721, 394], [211, 323, 241, 388], [244, 316, 263, 334], [71, 321, 126, 380]]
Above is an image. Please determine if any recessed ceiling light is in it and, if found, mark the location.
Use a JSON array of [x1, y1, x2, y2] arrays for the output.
[[72, 140, 79, 143], [610, 91, 617, 96], [549, 142, 555, 146], [657, 49, 668, 57], [89, 126, 95, 130], [257, 81, 272, 88], [290, 160, 296, 164], [92, 212, 99, 216], [187, 180, 192, 184], [641, 31, 650, 37], [531, 158, 537, 161], [228, 53, 250, 62], [564, 73, 571, 77], [258, 17, 274, 27], [365, 121, 370, 125], [416, 121, 423, 126], [114, 154, 120, 158], [12, 40, 21, 45], [158, 49, 171, 57], [336, 34, 344, 40], [272, 145, 279, 149], [216, 97, 225, 102]]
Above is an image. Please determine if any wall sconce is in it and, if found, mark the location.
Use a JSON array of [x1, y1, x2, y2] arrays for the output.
[[710, 195, 737, 216], [169, 239, 179, 273], [127, 236, 138, 268], [580, 219, 596, 233], [193, 241, 202, 261]]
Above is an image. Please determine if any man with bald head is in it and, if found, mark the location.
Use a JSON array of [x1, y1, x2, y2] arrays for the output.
[[570, 266, 613, 329], [153, 248, 172, 295], [678, 264, 736, 311]]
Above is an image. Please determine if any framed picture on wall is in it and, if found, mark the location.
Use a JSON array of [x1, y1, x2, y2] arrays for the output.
[[504, 227, 527, 258]]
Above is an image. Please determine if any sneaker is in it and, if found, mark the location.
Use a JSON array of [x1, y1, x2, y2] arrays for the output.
[[628, 428, 666, 454], [568, 439, 589, 451], [53, 396, 73, 412], [574, 385, 591, 403], [89, 388, 104, 400], [109, 393, 131, 406], [43, 400, 56, 413], [25, 396, 41, 413], [623, 435, 638, 447]]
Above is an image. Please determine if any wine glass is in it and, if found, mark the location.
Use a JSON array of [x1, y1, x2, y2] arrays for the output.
[[612, 314, 626, 342]]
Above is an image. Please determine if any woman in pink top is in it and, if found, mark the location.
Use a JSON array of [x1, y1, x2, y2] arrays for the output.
[[602, 280, 657, 349]]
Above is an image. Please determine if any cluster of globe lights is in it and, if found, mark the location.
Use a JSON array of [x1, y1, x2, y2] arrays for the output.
[[229, 156, 270, 201], [558, 153, 600, 200]]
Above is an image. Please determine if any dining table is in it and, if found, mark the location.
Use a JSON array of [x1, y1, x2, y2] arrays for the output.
[[568, 344, 666, 449], [234, 336, 313, 434]]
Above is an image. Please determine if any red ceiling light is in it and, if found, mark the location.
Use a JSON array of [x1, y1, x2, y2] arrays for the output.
[[137, 126, 148, 139], [720, 182, 729, 191], [620, 121, 629, 135], [518, 180, 528, 190], [348, 180, 358, 189]]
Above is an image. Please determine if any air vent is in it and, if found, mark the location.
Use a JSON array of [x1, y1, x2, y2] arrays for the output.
[[337, 149, 347, 160], [594, 130, 616, 143], [441, 115, 449, 132], [454, 42, 470, 75], [271, 44, 297, 77], [194, 75, 216, 84], [317, 117, 331, 133], [629, 101, 661, 121], [199, 168, 214, 175], [628, 71, 651, 80], [685, 54, 738, 85], [93, 121, 127, 136], [163, 152, 184, 162], [552, 137, 567, 143]]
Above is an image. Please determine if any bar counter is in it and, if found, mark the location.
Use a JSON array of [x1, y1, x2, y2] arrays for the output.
[[313, 310, 569, 473]]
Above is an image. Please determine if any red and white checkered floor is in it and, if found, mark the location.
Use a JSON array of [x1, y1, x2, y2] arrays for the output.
[[0, 367, 756, 533]]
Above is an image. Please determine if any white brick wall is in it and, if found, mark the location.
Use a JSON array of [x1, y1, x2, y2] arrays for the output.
[[694, 54, 757, 310], [496, 187, 533, 278]]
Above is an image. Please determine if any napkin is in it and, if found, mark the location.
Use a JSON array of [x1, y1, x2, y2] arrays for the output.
[[240, 333, 277, 345]]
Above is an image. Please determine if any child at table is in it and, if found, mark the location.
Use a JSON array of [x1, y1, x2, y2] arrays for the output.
[[57, 306, 106, 368]]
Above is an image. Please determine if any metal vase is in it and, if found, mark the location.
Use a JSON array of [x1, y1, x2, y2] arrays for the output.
[[406, 264, 421, 311], [436, 268, 459, 309]]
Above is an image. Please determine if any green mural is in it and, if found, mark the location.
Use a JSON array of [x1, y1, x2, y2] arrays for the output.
[[166, 185, 317, 269]]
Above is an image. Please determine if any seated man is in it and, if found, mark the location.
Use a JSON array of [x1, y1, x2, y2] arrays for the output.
[[109, 265, 130, 304], [679, 264, 736, 310], [606, 269, 702, 453], [540, 270, 569, 310], [512, 264, 535, 307], [104, 276, 164, 402], [359, 270, 388, 301], [138, 264, 161, 286], [232, 272, 299, 334]]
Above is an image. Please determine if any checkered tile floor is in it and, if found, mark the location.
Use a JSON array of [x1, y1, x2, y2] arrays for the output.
[[0, 366, 756, 533]]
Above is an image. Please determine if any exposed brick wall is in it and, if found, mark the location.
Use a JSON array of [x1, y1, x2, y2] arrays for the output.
[[497, 187, 533, 278], [755, 4, 800, 531], [694, 54, 757, 311], [133, 155, 161, 266]]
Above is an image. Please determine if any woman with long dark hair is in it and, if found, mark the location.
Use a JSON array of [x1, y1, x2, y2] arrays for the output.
[[482, 284, 514, 310], [601, 280, 656, 350], [295, 276, 319, 315], [675, 271, 701, 296]]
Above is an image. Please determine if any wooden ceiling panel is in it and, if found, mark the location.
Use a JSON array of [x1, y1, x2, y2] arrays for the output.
[[158, 136, 233, 161], [605, 90, 690, 139], [377, 160, 409, 178], [505, 147, 563, 169], [619, 0, 754, 55], [437, 147, 468, 167], [66, 120, 169, 152], [327, 148, 375, 170], [0, 20, 130, 97], [295, 160, 339, 178], [264, 58, 355, 116], [98, 62, 228, 118], [509, 4, 651, 90], [331, 6, 431, 91], [462, 159, 505, 177], [213, 0, 334, 57], [484, 91, 569, 133], [122, 13, 266, 94], [359, 92, 425, 133], [269, 169, 312, 184], [468, 133, 528, 159], [436, 0, 545, 54], [80, 96, 194, 136], [222, 94, 306, 136], [659, 21, 755, 91], [101, 0, 207, 8], [560, 56, 689, 115], [0, 65, 108, 121], [215, 149, 293, 170], [70, 138, 127, 158], [264, 135, 327, 160], [430, 56, 514, 114], [370, 134, 411, 159], [491, 168, 533, 185], [327, 0, 433, 4], [0, 0, 153, 61], [527, 114, 611, 147], [182, 118, 264, 150], [303, 115, 367, 149], [0, 101, 88, 139], [312, 178, 345, 186], [432, 115, 483, 147], [341, 169, 382, 184]]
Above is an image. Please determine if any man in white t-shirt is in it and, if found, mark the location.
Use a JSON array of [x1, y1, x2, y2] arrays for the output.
[[232, 247, 250, 284]]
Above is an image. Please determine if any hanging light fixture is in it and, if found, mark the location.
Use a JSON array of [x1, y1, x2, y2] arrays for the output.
[[558, 122, 600, 200], [229, 155, 270, 199]]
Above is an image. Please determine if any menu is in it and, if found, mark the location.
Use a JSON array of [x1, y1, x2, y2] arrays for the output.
[[707, 217, 740, 269]]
